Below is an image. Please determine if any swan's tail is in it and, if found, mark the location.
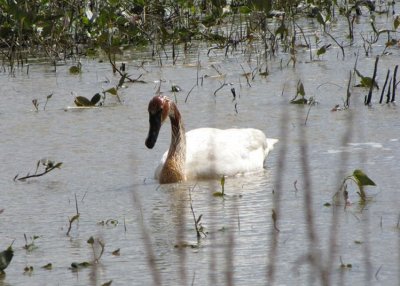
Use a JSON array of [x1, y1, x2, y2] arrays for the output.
[[265, 138, 279, 155]]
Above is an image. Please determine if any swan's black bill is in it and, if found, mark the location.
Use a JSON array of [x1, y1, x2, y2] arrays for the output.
[[145, 110, 162, 149]]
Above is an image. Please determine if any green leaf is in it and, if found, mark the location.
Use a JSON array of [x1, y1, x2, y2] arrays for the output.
[[317, 46, 327, 56], [316, 12, 326, 28], [87, 236, 94, 245], [291, 98, 308, 104], [213, 191, 224, 197], [54, 162, 63, 169], [0, 245, 14, 271], [104, 87, 118, 96], [352, 169, 376, 187], [41, 263, 52, 270], [69, 65, 81, 74], [275, 24, 288, 37], [394, 15, 400, 30], [74, 96, 93, 107], [239, 6, 252, 14], [101, 280, 113, 286], [297, 81, 305, 96], [112, 248, 120, 256], [91, 93, 101, 105]]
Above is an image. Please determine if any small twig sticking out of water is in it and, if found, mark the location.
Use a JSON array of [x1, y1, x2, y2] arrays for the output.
[[375, 265, 383, 280], [272, 209, 280, 232], [391, 65, 398, 102], [196, 50, 200, 86], [184, 84, 196, 103], [66, 214, 79, 236], [32, 99, 39, 112], [396, 213, 400, 228], [379, 69, 390, 104], [240, 64, 251, 87], [132, 190, 161, 286], [294, 180, 299, 195], [346, 71, 352, 108], [365, 55, 379, 105], [188, 185, 205, 241], [214, 81, 227, 96], [66, 194, 80, 236], [43, 93, 52, 111], [294, 22, 310, 50], [15, 160, 63, 181], [231, 87, 236, 100], [325, 30, 345, 59], [74, 193, 79, 215], [386, 78, 392, 104], [81, 191, 88, 202]]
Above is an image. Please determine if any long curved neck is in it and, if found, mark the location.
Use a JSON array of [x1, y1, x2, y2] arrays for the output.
[[160, 101, 186, 183]]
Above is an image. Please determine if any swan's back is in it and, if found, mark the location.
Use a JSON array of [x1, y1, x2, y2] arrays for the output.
[[155, 128, 277, 180]]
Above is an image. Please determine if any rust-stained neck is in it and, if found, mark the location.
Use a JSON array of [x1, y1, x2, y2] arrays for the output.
[[159, 100, 186, 183]]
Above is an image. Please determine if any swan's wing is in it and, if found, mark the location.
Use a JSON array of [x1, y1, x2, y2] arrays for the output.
[[185, 128, 274, 178]]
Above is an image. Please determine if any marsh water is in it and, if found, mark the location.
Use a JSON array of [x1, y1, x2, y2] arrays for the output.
[[1, 12, 400, 286]]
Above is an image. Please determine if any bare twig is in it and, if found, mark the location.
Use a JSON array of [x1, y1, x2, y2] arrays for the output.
[[365, 55, 379, 105], [16, 163, 62, 181]]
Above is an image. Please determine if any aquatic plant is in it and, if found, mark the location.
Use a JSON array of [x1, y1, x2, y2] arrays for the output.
[[87, 236, 105, 263], [66, 194, 80, 236], [213, 175, 226, 197], [0, 242, 14, 274], [31, 93, 53, 111], [23, 233, 39, 252], [339, 169, 376, 202], [74, 93, 102, 107], [188, 186, 206, 241]]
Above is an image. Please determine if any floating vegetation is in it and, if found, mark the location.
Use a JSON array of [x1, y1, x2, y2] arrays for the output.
[[23, 234, 39, 252], [23, 266, 34, 274], [41, 263, 52, 270], [69, 62, 82, 74], [111, 248, 120, 256], [70, 261, 92, 271], [97, 219, 119, 227], [74, 93, 102, 107]]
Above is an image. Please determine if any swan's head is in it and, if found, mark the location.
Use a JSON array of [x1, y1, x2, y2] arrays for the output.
[[145, 95, 170, 149]]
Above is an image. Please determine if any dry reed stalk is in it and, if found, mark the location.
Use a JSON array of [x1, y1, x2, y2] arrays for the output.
[[267, 104, 289, 285]]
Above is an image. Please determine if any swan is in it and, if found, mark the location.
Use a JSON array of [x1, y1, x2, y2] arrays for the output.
[[145, 95, 278, 184]]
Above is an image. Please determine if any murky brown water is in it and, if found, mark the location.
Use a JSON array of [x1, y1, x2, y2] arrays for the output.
[[1, 11, 400, 286]]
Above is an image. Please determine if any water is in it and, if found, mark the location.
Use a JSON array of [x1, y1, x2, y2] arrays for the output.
[[1, 11, 400, 286]]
